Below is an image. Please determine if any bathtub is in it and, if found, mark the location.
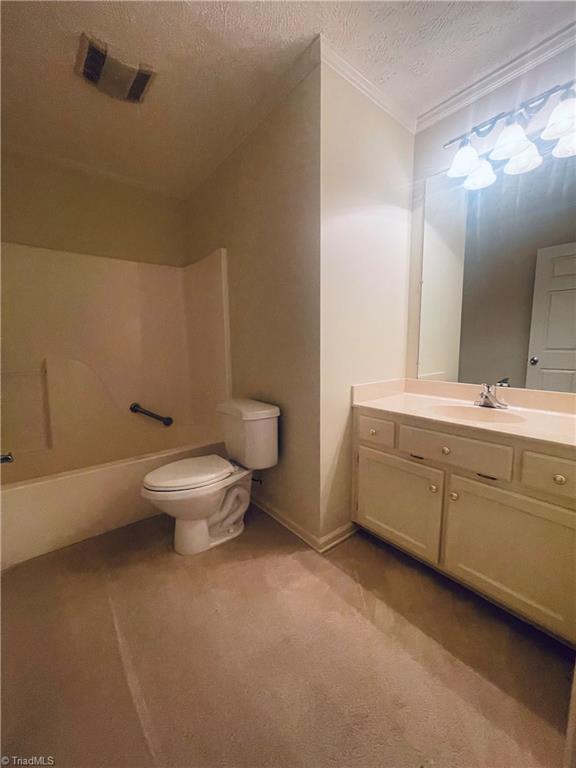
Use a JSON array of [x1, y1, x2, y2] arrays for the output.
[[1, 441, 223, 570]]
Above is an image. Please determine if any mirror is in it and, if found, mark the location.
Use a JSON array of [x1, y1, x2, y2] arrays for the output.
[[418, 154, 576, 392]]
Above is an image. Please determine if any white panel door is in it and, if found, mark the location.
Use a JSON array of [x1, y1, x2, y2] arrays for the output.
[[526, 242, 576, 392]]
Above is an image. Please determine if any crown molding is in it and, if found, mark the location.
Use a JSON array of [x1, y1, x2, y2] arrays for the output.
[[416, 23, 576, 133], [319, 36, 416, 133]]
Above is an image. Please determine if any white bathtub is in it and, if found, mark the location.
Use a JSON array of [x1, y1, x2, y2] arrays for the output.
[[1, 442, 223, 570]]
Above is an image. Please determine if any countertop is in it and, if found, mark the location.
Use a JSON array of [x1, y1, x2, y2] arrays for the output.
[[354, 391, 576, 448]]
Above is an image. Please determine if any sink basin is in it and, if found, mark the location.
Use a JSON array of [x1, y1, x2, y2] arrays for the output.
[[429, 404, 526, 424]]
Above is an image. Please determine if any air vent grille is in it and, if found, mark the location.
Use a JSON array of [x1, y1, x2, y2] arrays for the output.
[[75, 33, 155, 103]]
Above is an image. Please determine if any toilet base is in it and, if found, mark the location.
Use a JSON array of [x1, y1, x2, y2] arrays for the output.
[[174, 518, 245, 555]]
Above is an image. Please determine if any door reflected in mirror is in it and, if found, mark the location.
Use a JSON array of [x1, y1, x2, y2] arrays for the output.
[[418, 156, 576, 392]]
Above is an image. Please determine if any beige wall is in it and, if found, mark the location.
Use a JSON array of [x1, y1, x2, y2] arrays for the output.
[[2, 150, 187, 266], [1, 243, 228, 482], [320, 64, 414, 539], [185, 67, 322, 540]]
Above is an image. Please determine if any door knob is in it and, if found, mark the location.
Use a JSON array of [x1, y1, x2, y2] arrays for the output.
[[529, 356, 539, 366], [449, 492, 460, 501]]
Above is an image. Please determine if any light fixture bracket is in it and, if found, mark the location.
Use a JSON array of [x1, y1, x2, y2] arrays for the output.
[[443, 79, 575, 150]]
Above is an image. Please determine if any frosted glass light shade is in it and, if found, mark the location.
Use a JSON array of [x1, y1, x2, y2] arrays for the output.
[[503, 142, 543, 175], [489, 123, 531, 161], [541, 97, 576, 141], [552, 131, 576, 158], [447, 144, 481, 177], [463, 160, 496, 190]]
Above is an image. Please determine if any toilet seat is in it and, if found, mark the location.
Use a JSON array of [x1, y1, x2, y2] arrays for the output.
[[143, 455, 235, 492]]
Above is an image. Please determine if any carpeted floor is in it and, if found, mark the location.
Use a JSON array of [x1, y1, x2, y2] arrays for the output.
[[2, 507, 574, 768]]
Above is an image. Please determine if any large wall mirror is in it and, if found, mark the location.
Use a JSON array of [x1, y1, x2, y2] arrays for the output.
[[418, 152, 576, 392]]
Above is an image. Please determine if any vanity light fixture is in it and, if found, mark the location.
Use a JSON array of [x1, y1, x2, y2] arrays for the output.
[[444, 79, 576, 188], [541, 90, 576, 140], [489, 120, 531, 161], [503, 142, 543, 175], [463, 160, 497, 190], [552, 131, 576, 158], [446, 139, 482, 178]]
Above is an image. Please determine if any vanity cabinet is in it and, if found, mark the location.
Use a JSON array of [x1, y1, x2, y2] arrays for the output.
[[443, 476, 576, 642], [353, 409, 576, 645], [399, 425, 514, 480], [521, 451, 576, 502], [357, 447, 443, 565]]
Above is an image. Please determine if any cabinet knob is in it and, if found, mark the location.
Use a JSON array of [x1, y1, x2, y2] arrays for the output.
[[449, 492, 460, 501], [369, 428, 377, 436], [553, 474, 567, 486], [428, 484, 439, 494], [441, 446, 451, 456]]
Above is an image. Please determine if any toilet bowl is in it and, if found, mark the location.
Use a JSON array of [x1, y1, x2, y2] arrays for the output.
[[142, 456, 252, 554], [141, 399, 280, 555]]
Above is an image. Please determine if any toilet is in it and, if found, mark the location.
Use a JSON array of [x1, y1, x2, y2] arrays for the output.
[[141, 399, 280, 555]]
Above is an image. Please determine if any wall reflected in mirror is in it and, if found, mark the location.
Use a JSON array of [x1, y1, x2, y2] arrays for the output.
[[418, 154, 576, 392]]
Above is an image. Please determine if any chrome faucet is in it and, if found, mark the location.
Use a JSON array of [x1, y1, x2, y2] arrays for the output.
[[475, 383, 509, 409]]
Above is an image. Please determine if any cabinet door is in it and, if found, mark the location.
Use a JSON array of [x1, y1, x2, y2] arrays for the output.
[[356, 447, 444, 564], [444, 476, 576, 643]]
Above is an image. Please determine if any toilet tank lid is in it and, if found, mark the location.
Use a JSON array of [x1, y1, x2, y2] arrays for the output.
[[216, 399, 280, 421]]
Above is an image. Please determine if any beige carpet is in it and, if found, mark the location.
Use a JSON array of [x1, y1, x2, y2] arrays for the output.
[[2, 508, 574, 768]]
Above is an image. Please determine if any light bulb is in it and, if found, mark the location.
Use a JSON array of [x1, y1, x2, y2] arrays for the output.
[[447, 143, 481, 177], [552, 131, 576, 158], [541, 97, 576, 141], [489, 123, 531, 161], [503, 142, 543, 175], [463, 160, 497, 190]]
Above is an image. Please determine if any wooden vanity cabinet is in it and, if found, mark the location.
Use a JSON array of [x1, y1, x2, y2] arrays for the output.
[[353, 411, 576, 645], [443, 476, 576, 642], [357, 447, 444, 565]]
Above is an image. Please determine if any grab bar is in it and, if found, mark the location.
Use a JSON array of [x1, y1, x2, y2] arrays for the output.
[[1, 452, 15, 464], [129, 403, 173, 427]]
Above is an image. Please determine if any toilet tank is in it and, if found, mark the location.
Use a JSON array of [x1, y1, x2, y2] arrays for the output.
[[216, 399, 280, 469]]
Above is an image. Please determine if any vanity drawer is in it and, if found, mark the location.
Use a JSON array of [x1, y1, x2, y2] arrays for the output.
[[357, 415, 395, 450], [521, 452, 576, 501], [399, 425, 513, 481]]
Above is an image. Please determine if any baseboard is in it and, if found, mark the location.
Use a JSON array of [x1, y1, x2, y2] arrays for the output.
[[316, 521, 357, 553], [253, 496, 356, 553]]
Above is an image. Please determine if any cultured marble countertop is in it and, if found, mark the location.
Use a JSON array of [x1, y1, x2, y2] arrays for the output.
[[354, 391, 576, 448]]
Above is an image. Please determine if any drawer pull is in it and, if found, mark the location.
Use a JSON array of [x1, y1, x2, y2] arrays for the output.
[[449, 491, 460, 501], [428, 484, 439, 494], [369, 428, 377, 436], [441, 446, 451, 456], [553, 474, 567, 486]]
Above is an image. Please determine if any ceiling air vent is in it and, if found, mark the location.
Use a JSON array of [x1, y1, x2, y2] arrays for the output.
[[75, 33, 155, 103]]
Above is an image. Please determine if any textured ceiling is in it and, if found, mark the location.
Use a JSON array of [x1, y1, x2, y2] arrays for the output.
[[2, 1, 575, 198]]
